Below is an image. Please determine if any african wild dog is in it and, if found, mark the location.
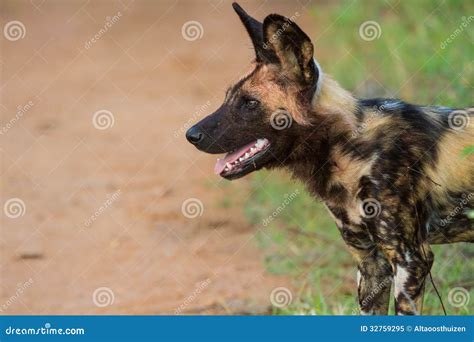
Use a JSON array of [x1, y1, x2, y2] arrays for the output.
[[186, 3, 473, 315]]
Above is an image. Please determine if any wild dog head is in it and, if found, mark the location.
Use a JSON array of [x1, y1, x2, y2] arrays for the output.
[[186, 3, 323, 180]]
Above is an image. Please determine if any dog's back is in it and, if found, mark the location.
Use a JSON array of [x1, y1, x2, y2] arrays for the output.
[[354, 100, 473, 243]]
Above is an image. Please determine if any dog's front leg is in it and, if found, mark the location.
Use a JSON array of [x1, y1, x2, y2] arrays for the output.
[[380, 242, 433, 315], [338, 225, 392, 315], [348, 245, 392, 315]]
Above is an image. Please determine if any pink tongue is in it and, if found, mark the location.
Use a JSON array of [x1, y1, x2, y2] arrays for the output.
[[214, 141, 256, 175]]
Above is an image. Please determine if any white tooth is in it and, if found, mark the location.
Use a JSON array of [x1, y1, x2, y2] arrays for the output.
[[224, 167, 229, 171], [245, 153, 250, 158], [250, 148, 256, 153], [239, 157, 245, 162], [226, 163, 232, 169]]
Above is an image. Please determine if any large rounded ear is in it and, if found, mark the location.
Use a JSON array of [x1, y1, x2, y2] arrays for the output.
[[232, 3, 278, 64], [263, 14, 317, 85]]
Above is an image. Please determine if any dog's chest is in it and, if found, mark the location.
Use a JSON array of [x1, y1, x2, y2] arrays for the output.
[[323, 197, 377, 249], [322, 167, 386, 248]]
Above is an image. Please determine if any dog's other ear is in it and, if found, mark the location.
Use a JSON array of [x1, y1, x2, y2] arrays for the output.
[[232, 2, 278, 63], [263, 14, 317, 85]]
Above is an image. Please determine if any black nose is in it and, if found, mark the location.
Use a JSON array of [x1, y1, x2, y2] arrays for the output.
[[186, 126, 204, 145]]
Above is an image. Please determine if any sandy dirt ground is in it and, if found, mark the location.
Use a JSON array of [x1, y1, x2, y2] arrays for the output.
[[0, 0, 318, 314]]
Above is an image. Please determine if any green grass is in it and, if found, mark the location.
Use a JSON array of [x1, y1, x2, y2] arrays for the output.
[[243, 0, 473, 315]]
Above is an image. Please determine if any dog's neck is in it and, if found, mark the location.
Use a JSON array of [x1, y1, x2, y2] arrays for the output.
[[312, 74, 359, 133], [286, 73, 361, 201]]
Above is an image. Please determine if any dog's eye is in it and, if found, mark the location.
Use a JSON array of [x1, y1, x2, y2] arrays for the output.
[[245, 99, 259, 110]]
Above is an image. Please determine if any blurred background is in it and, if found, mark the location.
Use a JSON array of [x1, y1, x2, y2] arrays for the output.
[[1, 0, 472, 315]]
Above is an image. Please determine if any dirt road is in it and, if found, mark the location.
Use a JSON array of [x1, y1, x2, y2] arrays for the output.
[[0, 0, 318, 314]]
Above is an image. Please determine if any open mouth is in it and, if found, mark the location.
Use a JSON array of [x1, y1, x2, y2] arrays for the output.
[[214, 138, 270, 179]]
